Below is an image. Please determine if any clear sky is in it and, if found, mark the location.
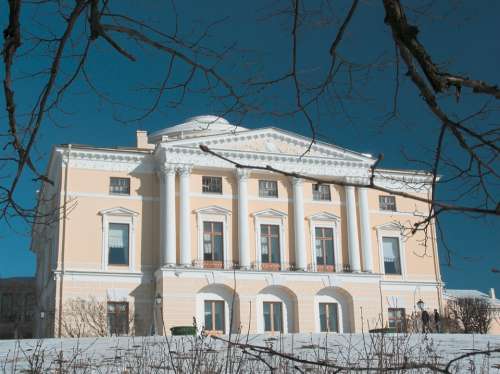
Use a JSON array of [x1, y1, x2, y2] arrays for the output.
[[0, 1, 498, 293]]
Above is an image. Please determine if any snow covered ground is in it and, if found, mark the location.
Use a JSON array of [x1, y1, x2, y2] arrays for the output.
[[0, 333, 499, 373]]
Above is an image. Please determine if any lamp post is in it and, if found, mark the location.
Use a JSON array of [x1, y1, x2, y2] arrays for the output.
[[417, 299, 425, 311], [154, 294, 163, 335]]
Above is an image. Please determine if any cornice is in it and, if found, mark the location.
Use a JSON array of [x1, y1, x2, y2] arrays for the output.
[[63, 149, 155, 173]]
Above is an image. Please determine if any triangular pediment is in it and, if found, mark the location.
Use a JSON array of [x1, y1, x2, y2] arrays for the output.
[[375, 222, 403, 232], [166, 128, 373, 163], [307, 212, 340, 222], [99, 207, 139, 216], [253, 208, 287, 218], [194, 205, 231, 215]]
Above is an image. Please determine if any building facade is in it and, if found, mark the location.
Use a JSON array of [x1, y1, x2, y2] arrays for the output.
[[32, 115, 444, 337], [0, 277, 35, 339]]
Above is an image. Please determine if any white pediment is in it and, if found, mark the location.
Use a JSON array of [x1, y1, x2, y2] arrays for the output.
[[252, 208, 287, 218], [194, 205, 231, 215], [307, 212, 340, 222], [375, 222, 403, 232], [166, 127, 373, 163], [98, 207, 139, 216]]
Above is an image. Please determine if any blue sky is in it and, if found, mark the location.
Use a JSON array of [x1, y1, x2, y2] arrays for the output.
[[0, 1, 498, 292]]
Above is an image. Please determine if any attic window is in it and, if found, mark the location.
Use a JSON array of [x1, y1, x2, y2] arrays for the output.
[[259, 180, 278, 198], [312, 184, 331, 201], [110, 178, 130, 195], [379, 195, 396, 211], [202, 176, 222, 194]]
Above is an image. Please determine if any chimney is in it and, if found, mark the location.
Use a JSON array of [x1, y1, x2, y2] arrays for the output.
[[489, 288, 496, 300], [136, 130, 153, 149]]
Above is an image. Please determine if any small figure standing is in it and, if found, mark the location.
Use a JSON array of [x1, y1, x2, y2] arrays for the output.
[[433, 309, 441, 333], [421, 310, 430, 333]]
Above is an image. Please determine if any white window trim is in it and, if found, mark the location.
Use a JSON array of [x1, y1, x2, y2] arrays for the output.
[[253, 209, 287, 271], [256, 294, 289, 334], [307, 212, 342, 272], [376, 222, 406, 279], [99, 207, 138, 272], [314, 295, 344, 333], [195, 206, 232, 269], [196, 292, 231, 334]]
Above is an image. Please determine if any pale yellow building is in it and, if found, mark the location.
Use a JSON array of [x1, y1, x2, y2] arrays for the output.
[[31, 115, 444, 337]]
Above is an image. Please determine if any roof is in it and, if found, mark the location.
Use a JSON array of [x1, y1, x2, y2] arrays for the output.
[[444, 289, 500, 307]]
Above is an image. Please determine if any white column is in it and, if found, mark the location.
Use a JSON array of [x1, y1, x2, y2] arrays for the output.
[[345, 185, 361, 272], [292, 177, 307, 271], [358, 187, 373, 272], [179, 165, 192, 266], [160, 165, 177, 266], [236, 169, 250, 269]]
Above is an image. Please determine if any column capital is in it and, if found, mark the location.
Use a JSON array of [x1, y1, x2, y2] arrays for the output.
[[177, 164, 193, 176], [235, 168, 251, 180], [291, 176, 303, 186], [159, 164, 177, 175]]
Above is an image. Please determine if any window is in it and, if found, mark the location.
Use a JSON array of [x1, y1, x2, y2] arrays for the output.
[[388, 308, 406, 332], [382, 237, 401, 274], [204, 300, 225, 333], [263, 302, 283, 332], [379, 195, 396, 211], [312, 184, 331, 201], [108, 223, 129, 265], [0, 293, 13, 321], [315, 227, 335, 271], [259, 180, 278, 198], [260, 224, 280, 267], [24, 293, 35, 322], [109, 177, 130, 195], [202, 176, 222, 194], [319, 303, 339, 332], [107, 302, 129, 335], [203, 221, 224, 263]]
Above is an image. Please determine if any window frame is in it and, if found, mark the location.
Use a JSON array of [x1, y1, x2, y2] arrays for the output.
[[315, 227, 335, 269], [263, 301, 283, 333], [0, 293, 13, 322], [382, 236, 402, 275], [319, 302, 339, 332], [379, 195, 397, 211], [260, 224, 281, 268], [202, 176, 223, 194], [109, 177, 131, 195], [308, 212, 341, 272], [203, 221, 224, 266], [258, 180, 279, 198], [107, 301, 129, 336], [108, 222, 130, 266], [388, 307, 406, 332], [99, 207, 138, 272], [253, 209, 287, 271], [376, 223, 406, 277], [312, 184, 331, 201], [204, 300, 225, 334]]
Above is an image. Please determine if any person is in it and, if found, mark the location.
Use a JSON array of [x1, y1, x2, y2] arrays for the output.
[[433, 309, 441, 333], [421, 310, 430, 333]]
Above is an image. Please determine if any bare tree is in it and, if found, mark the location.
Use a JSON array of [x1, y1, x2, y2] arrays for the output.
[[2, 0, 499, 260], [447, 297, 493, 334], [60, 296, 134, 338]]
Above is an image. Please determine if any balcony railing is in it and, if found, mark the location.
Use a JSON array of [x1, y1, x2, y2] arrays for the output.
[[189, 260, 354, 273]]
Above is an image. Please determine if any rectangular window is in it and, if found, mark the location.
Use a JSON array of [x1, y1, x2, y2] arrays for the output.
[[203, 221, 224, 262], [260, 224, 280, 267], [107, 302, 129, 335], [259, 180, 278, 198], [312, 184, 331, 201], [379, 195, 396, 211], [0, 293, 13, 321], [319, 303, 339, 332], [108, 223, 129, 265], [315, 227, 335, 271], [202, 176, 222, 194], [263, 302, 283, 332], [24, 293, 35, 322], [388, 308, 406, 332], [109, 177, 130, 195], [383, 237, 402, 275], [204, 300, 225, 333]]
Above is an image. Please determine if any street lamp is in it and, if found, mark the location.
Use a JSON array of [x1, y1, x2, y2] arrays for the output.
[[417, 299, 425, 311], [155, 294, 162, 305]]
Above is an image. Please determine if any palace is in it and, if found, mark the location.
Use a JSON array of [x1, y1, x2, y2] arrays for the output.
[[32, 115, 444, 337]]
